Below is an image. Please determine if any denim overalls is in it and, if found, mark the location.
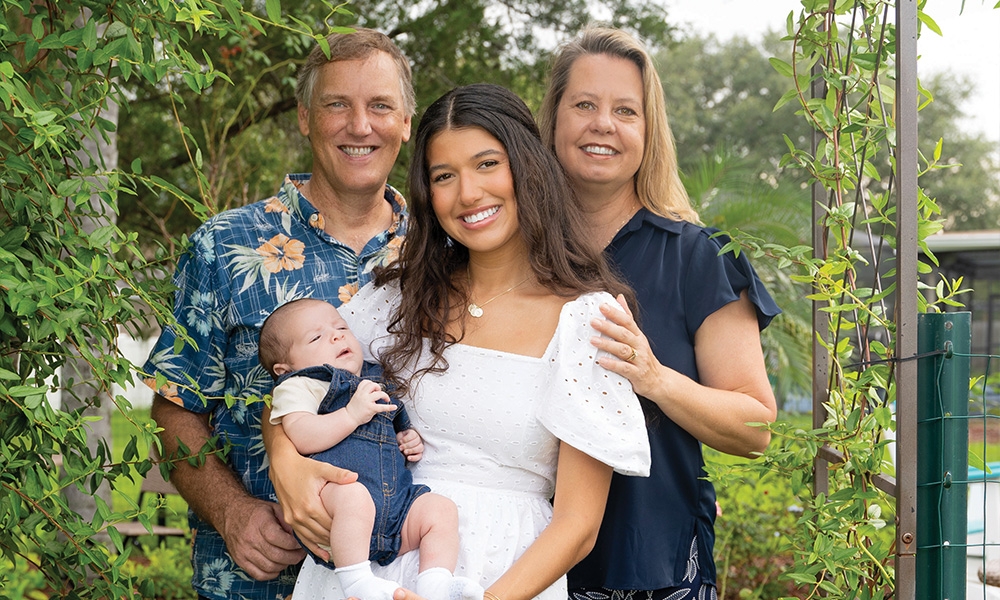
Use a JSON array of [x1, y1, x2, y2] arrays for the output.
[[274, 362, 430, 567]]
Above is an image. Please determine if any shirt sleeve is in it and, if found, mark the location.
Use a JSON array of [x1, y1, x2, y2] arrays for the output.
[[268, 377, 328, 424], [683, 228, 781, 337], [536, 292, 651, 477], [142, 225, 230, 414]]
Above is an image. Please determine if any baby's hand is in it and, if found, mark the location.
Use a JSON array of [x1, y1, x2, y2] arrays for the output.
[[396, 428, 424, 462], [345, 379, 395, 426]]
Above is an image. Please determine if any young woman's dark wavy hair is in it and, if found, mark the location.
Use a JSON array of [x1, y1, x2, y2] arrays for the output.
[[374, 83, 635, 396]]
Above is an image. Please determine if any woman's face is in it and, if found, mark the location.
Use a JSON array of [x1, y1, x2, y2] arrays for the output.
[[552, 53, 646, 197], [426, 126, 521, 257]]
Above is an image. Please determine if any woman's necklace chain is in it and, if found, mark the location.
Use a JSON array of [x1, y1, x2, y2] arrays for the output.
[[604, 203, 639, 249], [467, 274, 531, 318]]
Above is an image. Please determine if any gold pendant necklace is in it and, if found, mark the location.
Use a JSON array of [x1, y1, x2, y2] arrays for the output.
[[467, 274, 530, 318]]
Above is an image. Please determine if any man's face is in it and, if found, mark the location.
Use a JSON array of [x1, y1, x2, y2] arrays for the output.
[[298, 51, 412, 200]]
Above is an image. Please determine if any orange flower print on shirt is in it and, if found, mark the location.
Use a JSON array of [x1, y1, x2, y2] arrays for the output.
[[257, 234, 306, 273], [264, 197, 288, 213], [384, 236, 402, 264], [338, 282, 359, 304], [144, 378, 182, 405]]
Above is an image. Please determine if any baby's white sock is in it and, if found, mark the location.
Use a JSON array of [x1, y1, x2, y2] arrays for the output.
[[415, 567, 485, 600], [334, 560, 401, 600]]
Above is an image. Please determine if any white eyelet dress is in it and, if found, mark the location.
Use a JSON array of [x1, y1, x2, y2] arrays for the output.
[[291, 282, 651, 600]]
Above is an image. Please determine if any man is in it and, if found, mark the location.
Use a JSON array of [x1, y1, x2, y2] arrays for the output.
[[143, 28, 414, 599]]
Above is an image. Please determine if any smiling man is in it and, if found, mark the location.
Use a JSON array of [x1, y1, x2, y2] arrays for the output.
[[143, 29, 413, 600]]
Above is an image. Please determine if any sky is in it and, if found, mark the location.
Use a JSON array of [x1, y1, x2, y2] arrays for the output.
[[664, 0, 1000, 143]]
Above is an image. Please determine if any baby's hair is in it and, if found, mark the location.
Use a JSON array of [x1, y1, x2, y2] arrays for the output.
[[258, 298, 329, 378]]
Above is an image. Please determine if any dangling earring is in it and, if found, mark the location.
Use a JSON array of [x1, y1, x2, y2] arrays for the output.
[[445, 235, 454, 248]]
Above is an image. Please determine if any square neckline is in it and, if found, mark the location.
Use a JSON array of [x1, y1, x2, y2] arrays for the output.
[[444, 293, 604, 361]]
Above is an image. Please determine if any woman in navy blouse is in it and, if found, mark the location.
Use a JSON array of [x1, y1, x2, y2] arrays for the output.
[[538, 27, 781, 600]]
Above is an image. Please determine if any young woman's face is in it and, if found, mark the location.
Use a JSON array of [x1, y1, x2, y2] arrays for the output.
[[552, 54, 646, 196], [426, 126, 522, 258]]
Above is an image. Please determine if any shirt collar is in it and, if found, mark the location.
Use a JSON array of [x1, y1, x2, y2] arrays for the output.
[[275, 174, 407, 235]]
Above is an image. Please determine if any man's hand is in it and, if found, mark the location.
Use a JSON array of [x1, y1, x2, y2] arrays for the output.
[[264, 411, 359, 562], [219, 497, 306, 580], [153, 395, 306, 578], [396, 428, 424, 462]]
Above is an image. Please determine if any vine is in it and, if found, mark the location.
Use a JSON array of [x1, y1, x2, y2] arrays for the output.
[[710, 1, 970, 597], [0, 1, 336, 596]]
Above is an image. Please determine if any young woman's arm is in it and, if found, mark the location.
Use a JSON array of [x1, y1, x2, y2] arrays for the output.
[[487, 442, 613, 600]]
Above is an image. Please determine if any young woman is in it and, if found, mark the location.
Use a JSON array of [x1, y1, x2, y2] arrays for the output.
[[264, 83, 651, 600]]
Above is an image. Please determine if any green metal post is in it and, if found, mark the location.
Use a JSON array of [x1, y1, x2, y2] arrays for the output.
[[916, 312, 971, 599]]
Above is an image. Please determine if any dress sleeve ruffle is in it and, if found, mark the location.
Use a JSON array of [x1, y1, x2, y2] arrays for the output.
[[536, 292, 651, 477]]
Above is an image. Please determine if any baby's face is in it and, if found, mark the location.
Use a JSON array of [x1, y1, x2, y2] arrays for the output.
[[275, 301, 364, 376]]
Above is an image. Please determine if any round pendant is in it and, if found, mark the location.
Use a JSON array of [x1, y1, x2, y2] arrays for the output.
[[468, 303, 484, 318]]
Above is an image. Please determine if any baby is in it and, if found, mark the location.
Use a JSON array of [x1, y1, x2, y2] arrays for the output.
[[259, 298, 481, 600]]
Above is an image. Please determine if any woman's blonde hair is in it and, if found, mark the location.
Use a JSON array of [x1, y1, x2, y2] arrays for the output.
[[538, 26, 698, 223]]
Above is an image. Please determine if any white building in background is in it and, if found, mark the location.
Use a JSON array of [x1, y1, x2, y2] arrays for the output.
[[112, 334, 157, 410], [47, 333, 157, 411]]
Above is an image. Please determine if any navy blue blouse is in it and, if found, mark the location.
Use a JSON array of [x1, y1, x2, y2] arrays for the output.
[[567, 209, 780, 590]]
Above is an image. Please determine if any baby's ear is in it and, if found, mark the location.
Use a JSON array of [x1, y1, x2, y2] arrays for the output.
[[272, 362, 292, 377]]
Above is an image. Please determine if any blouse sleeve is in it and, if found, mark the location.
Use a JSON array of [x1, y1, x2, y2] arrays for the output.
[[683, 227, 781, 337], [536, 292, 651, 477], [339, 281, 399, 361]]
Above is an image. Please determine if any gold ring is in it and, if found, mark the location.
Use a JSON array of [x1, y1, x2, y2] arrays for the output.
[[626, 346, 637, 362]]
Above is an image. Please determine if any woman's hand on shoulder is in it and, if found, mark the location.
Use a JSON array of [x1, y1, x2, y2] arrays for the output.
[[589, 293, 669, 399]]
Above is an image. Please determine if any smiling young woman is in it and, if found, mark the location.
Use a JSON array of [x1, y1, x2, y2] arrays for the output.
[[265, 83, 651, 600]]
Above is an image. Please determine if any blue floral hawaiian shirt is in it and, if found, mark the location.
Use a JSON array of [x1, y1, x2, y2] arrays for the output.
[[143, 174, 406, 600]]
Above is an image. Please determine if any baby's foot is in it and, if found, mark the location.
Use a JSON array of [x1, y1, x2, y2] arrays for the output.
[[415, 567, 485, 600], [335, 561, 401, 600], [451, 575, 485, 600]]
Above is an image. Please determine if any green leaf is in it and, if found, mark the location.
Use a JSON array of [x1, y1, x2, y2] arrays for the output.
[[851, 52, 878, 71], [76, 49, 94, 70], [917, 10, 942, 36], [24, 38, 39, 62], [0, 226, 28, 251], [773, 88, 798, 112], [40, 34, 65, 50], [31, 15, 44, 39], [33, 110, 57, 126], [768, 57, 794, 78], [265, 0, 281, 22], [105, 21, 128, 39], [83, 19, 98, 50]]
